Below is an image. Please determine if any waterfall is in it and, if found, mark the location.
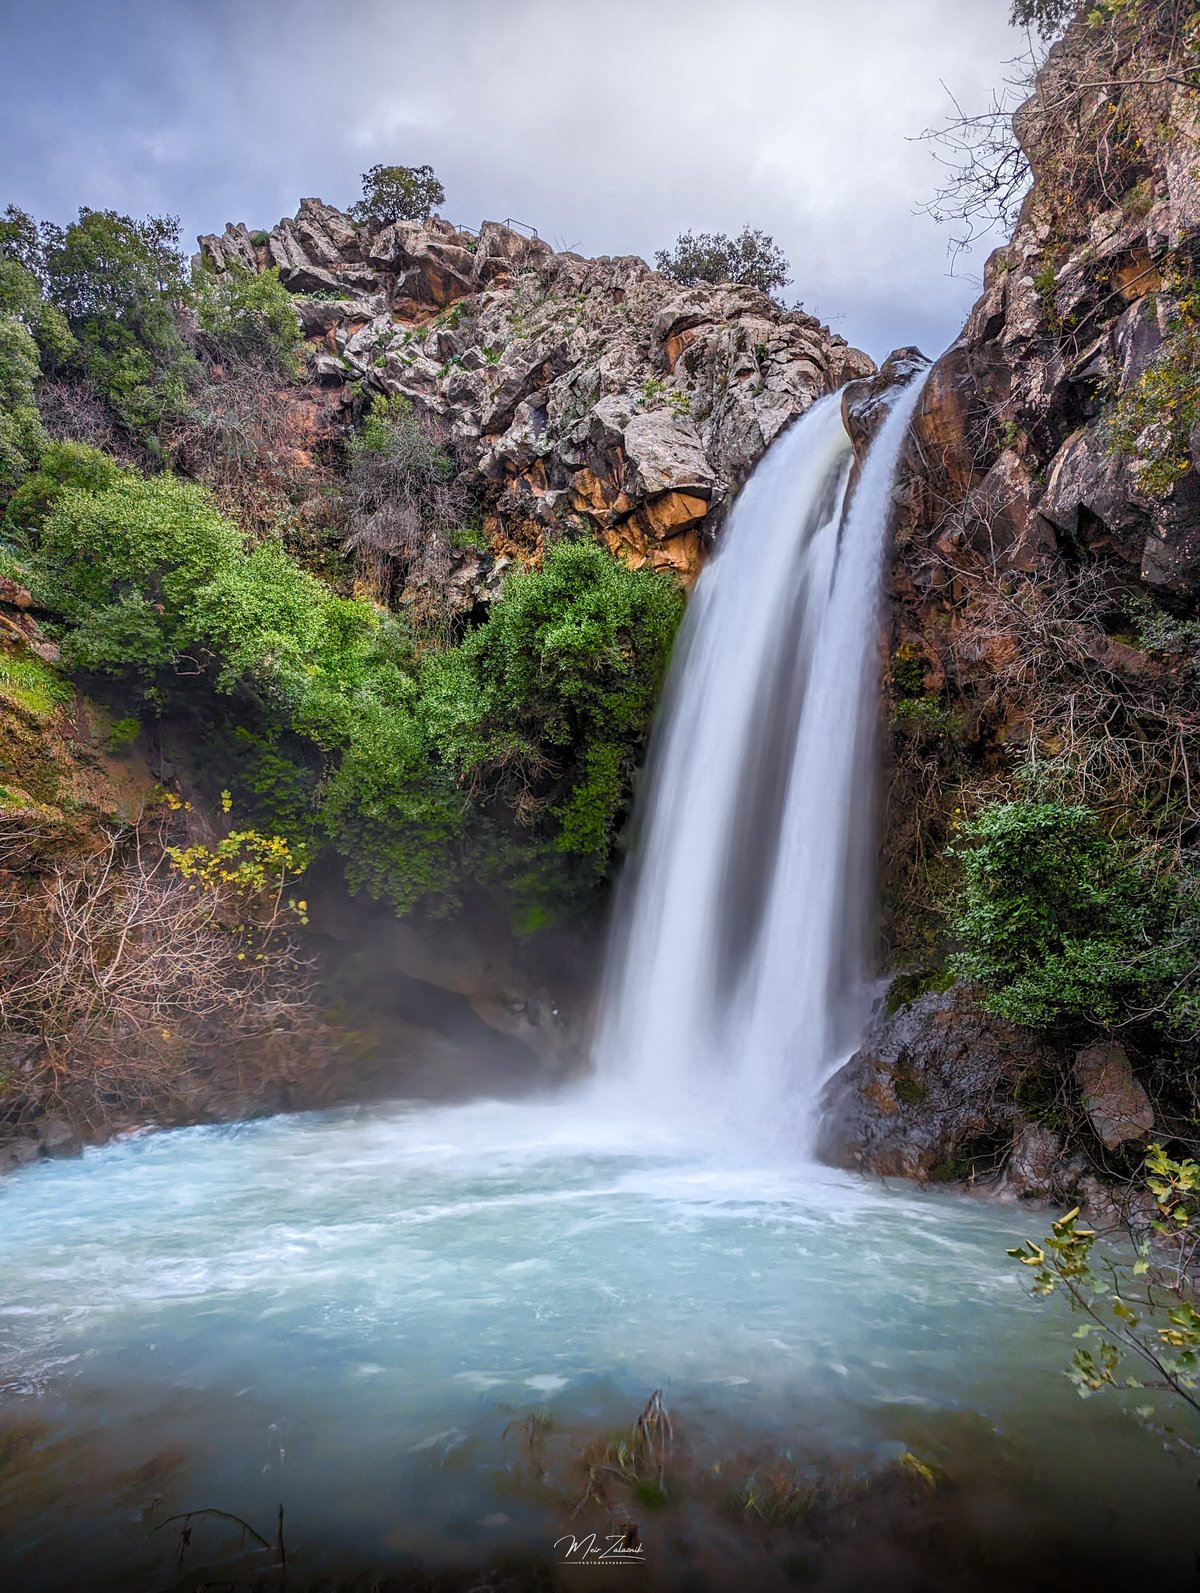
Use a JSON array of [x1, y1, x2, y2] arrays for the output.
[[592, 374, 927, 1140]]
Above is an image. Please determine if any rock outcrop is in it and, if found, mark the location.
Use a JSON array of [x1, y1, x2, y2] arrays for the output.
[[817, 985, 1066, 1191], [820, 8, 1200, 1201], [197, 203, 873, 580], [900, 14, 1200, 602]]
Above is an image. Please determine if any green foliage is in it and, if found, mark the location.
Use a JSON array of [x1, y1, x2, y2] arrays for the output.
[[20, 448, 681, 920], [891, 641, 927, 698], [950, 800, 1199, 1033], [189, 538, 356, 693], [0, 315, 48, 488], [194, 263, 301, 373], [350, 163, 445, 229], [1008, 1148, 1200, 1450], [1010, 0, 1076, 38], [421, 539, 684, 899], [4, 440, 127, 539], [1108, 278, 1200, 498], [105, 715, 140, 751], [0, 648, 71, 717], [41, 208, 197, 436], [654, 227, 792, 300], [27, 470, 244, 673], [0, 208, 73, 362], [317, 696, 464, 913]]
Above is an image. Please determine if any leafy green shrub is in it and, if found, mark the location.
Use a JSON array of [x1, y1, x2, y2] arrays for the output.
[[421, 539, 684, 898], [950, 799, 1198, 1032], [194, 263, 301, 373], [317, 696, 464, 913], [4, 440, 127, 539], [350, 163, 445, 228], [28, 470, 244, 673], [1008, 1145, 1199, 1450]]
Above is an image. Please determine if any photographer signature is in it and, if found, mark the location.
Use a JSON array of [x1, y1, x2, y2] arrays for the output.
[[554, 1525, 644, 1564]]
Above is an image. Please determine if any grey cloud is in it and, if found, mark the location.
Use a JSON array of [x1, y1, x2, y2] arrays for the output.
[[2, 0, 1026, 358]]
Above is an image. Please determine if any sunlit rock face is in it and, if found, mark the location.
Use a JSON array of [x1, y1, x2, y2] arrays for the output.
[[198, 205, 874, 582]]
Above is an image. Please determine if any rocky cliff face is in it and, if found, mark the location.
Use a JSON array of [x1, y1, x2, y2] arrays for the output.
[[198, 206, 872, 582], [821, 5, 1200, 1207]]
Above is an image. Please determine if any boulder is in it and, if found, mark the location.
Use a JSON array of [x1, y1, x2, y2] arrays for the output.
[[1074, 1041, 1154, 1150], [37, 1114, 83, 1158], [817, 984, 1059, 1183]]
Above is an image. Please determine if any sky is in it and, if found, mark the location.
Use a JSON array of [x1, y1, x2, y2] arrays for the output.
[[2, 0, 1031, 361]]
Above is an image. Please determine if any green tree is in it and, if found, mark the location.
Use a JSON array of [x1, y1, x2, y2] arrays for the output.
[[0, 316, 48, 488], [654, 227, 792, 299], [350, 163, 446, 229], [0, 206, 73, 363], [41, 208, 198, 436]]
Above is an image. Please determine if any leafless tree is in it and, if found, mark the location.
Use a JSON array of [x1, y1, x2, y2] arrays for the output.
[[0, 822, 321, 1129]]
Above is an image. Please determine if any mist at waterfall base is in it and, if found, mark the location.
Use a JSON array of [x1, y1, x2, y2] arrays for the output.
[[2, 397, 1197, 1591]]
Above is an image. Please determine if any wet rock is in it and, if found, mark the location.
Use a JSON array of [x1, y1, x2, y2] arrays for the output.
[[816, 985, 1057, 1183], [841, 347, 930, 458], [0, 1137, 40, 1174], [37, 1114, 83, 1158], [1074, 1041, 1154, 1150]]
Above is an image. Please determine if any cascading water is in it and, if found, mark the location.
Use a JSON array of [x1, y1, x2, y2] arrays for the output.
[[593, 375, 928, 1136], [2, 363, 1195, 1592]]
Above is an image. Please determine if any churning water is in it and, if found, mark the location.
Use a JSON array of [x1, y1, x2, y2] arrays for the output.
[[1, 390, 1197, 1590], [1, 1104, 1196, 1590]]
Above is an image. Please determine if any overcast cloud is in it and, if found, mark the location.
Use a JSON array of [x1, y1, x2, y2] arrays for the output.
[[2, 0, 1029, 359]]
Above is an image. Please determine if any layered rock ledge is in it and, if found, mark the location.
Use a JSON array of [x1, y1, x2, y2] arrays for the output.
[[198, 202, 874, 580]]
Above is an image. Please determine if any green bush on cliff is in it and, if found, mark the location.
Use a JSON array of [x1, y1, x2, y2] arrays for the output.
[[15, 456, 681, 920], [421, 539, 684, 897], [950, 799, 1198, 1033], [25, 469, 244, 673], [193, 262, 301, 374]]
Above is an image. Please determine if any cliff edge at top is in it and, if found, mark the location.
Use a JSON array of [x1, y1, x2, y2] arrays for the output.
[[197, 206, 873, 583]]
